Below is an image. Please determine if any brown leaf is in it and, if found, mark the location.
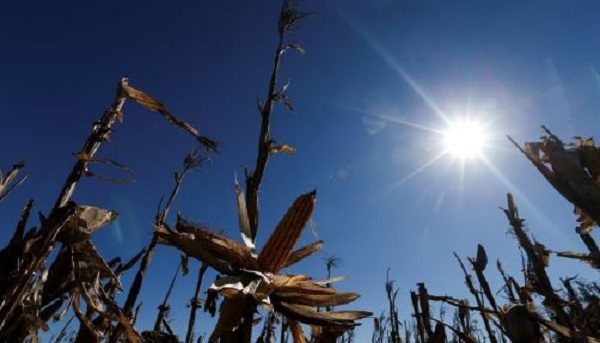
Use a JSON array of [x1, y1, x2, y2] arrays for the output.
[[209, 295, 246, 340], [281, 240, 324, 269], [271, 275, 336, 296], [269, 143, 297, 155], [176, 218, 258, 270], [75, 205, 118, 234], [275, 301, 370, 327], [235, 174, 254, 250], [119, 78, 217, 151], [154, 225, 234, 274], [539, 318, 600, 343], [274, 292, 360, 307], [288, 319, 308, 343]]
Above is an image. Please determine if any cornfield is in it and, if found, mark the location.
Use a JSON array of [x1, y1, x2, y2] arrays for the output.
[[1, 1, 598, 343]]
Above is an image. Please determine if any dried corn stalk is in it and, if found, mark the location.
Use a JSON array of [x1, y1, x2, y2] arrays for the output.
[[157, 190, 371, 341]]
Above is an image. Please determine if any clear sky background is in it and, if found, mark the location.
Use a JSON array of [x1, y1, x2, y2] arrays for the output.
[[1, 0, 599, 340]]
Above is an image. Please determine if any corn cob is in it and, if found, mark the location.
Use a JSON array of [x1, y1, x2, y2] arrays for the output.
[[257, 190, 316, 272]]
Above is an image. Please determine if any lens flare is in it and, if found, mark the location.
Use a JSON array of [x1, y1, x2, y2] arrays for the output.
[[442, 119, 488, 160]]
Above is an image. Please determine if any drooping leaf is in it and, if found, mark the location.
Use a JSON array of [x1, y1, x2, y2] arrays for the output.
[[119, 78, 217, 151]]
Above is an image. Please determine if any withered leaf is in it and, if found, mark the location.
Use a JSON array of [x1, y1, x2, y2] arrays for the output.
[[275, 301, 370, 327], [288, 319, 308, 343], [119, 79, 217, 151], [234, 174, 254, 250], [274, 291, 360, 307], [281, 240, 323, 269], [269, 143, 296, 155], [209, 295, 246, 341]]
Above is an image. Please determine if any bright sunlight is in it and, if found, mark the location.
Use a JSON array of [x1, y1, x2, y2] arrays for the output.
[[442, 118, 488, 160]]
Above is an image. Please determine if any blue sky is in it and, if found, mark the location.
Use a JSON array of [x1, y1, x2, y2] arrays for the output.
[[1, 0, 600, 340]]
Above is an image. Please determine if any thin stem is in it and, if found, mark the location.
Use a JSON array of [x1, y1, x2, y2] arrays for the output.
[[185, 263, 209, 343], [154, 263, 181, 331]]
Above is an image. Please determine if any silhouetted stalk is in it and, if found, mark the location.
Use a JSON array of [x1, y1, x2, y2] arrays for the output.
[[454, 252, 497, 343], [417, 283, 433, 338], [502, 194, 573, 328], [236, 1, 310, 341], [53, 80, 128, 210], [385, 270, 401, 343], [0, 79, 130, 333], [280, 317, 288, 343], [113, 152, 200, 342], [132, 303, 142, 326], [496, 260, 517, 303], [580, 233, 600, 266], [185, 262, 209, 343], [410, 291, 424, 343], [154, 263, 181, 330]]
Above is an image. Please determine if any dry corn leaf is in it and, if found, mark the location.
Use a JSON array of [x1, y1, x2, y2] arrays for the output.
[[311, 276, 346, 286], [234, 174, 254, 250], [154, 225, 233, 274], [75, 205, 118, 235], [543, 316, 600, 342], [72, 289, 101, 343], [119, 79, 217, 151], [176, 217, 258, 270], [281, 240, 324, 269], [116, 247, 147, 275], [257, 190, 316, 272], [209, 295, 246, 341], [0, 161, 26, 201], [288, 319, 308, 343], [274, 291, 359, 307], [272, 280, 336, 296], [275, 301, 370, 327], [74, 152, 135, 176], [269, 144, 296, 155], [270, 274, 313, 286]]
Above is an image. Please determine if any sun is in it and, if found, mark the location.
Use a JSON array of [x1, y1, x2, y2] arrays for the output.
[[442, 118, 488, 160]]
